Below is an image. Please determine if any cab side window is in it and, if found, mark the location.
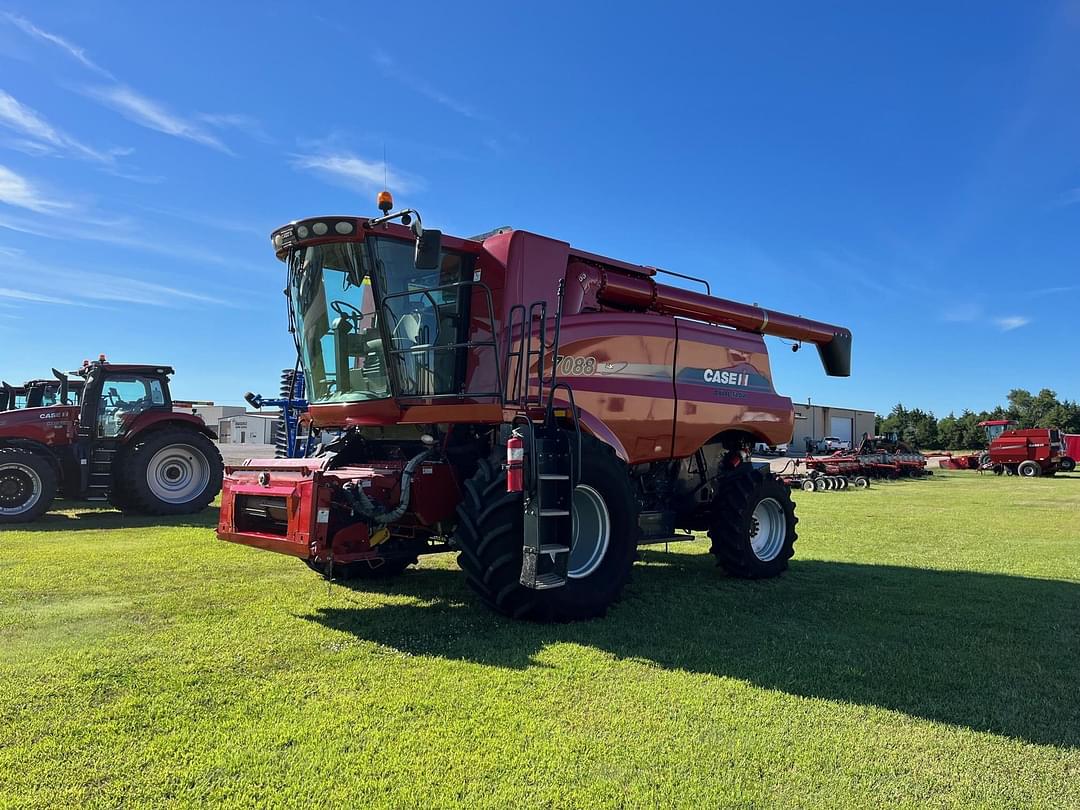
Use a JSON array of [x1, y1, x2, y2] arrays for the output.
[[98, 376, 160, 437]]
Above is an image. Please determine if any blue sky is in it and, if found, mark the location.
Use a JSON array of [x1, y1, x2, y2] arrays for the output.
[[0, 2, 1077, 415]]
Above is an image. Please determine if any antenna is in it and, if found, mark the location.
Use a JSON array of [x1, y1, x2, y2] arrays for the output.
[[383, 143, 387, 190]]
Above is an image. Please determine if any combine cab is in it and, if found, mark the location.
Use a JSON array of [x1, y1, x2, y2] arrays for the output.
[[0, 358, 223, 523], [217, 195, 853, 621]]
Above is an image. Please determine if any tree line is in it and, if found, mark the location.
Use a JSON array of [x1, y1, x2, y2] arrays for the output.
[[875, 389, 1080, 451]]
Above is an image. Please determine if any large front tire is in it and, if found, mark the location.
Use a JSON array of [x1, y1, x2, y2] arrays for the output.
[[708, 467, 798, 578], [454, 436, 639, 622], [0, 449, 57, 524], [1060, 456, 1076, 473], [119, 429, 224, 515]]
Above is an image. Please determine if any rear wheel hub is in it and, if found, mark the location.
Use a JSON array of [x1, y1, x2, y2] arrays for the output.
[[145, 444, 211, 505]]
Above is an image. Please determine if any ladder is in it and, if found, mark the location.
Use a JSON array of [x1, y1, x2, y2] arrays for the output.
[[505, 281, 583, 590], [85, 441, 118, 501]]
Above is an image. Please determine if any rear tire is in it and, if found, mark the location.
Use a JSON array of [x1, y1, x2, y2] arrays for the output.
[[1017, 460, 1041, 478], [0, 448, 57, 524], [708, 467, 797, 579], [119, 428, 223, 515], [454, 435, 639, 622]]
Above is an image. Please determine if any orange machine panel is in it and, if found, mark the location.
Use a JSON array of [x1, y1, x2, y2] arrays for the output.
[[673, 320, 794, 458]]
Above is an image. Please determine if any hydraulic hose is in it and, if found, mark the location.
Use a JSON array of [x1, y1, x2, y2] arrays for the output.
[[341, 448, 432, 525]]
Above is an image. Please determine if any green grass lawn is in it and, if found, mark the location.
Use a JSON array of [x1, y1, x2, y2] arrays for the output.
[[1, 471, 1078, 808]]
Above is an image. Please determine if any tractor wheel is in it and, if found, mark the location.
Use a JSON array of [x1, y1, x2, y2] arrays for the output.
[[1060, 457, 1076, 473], [304, 557, 414, 580], [813, 476, 827, 492], [1017, 460, 1041, 478], [118, 428, 224, 515], [800, 479, 815, 492], [838, 477, 849, 490], [853, 476, 870, 489], [708, 467, 797, 579], [454, 435, 639, 622], [0, 449, 57, 524]]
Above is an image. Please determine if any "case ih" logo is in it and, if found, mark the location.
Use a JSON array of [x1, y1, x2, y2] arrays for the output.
[[703, 369, 750, 386], [38, 411, 65, 420]]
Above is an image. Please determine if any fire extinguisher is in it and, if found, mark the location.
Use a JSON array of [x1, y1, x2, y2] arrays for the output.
[[506, 433, 525, 493]]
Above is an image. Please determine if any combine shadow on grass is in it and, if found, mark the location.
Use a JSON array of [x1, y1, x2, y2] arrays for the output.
[[305, 553, 1080, 748], [10, 504, 221, 533]]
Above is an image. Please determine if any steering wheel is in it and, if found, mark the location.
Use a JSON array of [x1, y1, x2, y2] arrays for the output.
[[331, 300, 364, 320]]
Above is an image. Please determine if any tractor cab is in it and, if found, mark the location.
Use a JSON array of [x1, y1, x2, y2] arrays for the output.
[[979, 419, 1018, 442], [73, 358, 175, 439]]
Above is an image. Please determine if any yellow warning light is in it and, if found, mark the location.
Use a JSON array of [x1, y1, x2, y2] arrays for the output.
[[377, 190, 393, 214]]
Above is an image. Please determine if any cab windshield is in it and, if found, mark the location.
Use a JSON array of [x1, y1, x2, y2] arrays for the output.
[[288, 236, 469, 404]]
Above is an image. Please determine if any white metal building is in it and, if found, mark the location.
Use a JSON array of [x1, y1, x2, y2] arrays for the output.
[[218, 412, 280, 444], [790, 401, 876, 453]]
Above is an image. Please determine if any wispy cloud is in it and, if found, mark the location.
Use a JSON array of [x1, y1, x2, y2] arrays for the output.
[[372, 50, 485, 120], [0, 164, 72, 213], [994, 315, 1031, 331], [83, 85, 232, 154], [291, 149, 421, 193], [940, 305, 981, 323], [1026, 284, 1080, 297], [0, 89, 123, 164], [0, 208, 269, 274], [0, 286, 85, 306], [1, 12, 115, 79], [0, 253, 241, 309], [197, 112, 273, 143]]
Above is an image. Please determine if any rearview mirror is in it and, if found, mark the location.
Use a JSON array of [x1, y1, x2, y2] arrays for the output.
[[414, 229, 442, 270]]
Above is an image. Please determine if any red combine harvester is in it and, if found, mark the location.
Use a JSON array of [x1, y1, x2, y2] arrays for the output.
[[938, 420, 1063, 476], [0, 358, 223, 523], [216, 196, 852, 621]]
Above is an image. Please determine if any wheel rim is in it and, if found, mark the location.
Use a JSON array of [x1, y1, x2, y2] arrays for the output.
[[749, 497, 787, 562], [145, 444, 211, 504], [568, 484, 610, 579], [0, 462, 42, 515]]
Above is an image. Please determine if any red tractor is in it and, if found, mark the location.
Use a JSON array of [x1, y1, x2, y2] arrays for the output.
[[217, 197, 852, 621], [976, 419, 1063, 477], [0, 359, 223, 523]]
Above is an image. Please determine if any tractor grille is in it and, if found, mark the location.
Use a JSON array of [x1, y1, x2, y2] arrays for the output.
[[235, 495, 288, 536]]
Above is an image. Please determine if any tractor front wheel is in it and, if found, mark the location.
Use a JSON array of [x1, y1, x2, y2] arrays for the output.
[[0, 449, 57, 524], [119, 429, 224, 515], [454, 435, 639, 622], [708, 467, 797, 578], [1060, 457, 1076, 473]]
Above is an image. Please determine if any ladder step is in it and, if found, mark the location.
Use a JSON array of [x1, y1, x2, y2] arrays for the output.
[[538, 509, 569, 517], [539, 544, 570, 554], [538, 474, 569, 480], [531, 573, 566, 590]]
